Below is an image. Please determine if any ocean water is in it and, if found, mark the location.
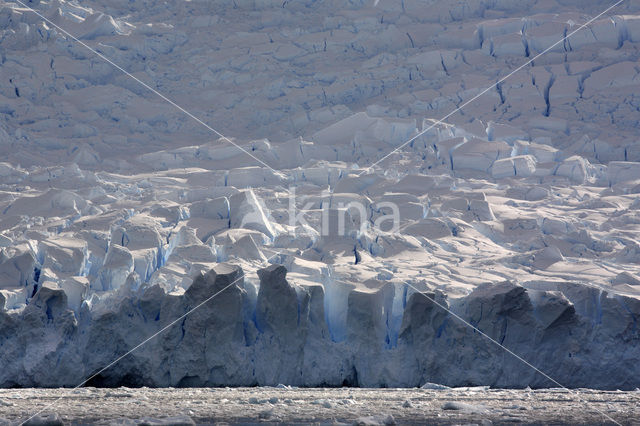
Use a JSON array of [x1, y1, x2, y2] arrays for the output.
[[3, 386, 638, 425]]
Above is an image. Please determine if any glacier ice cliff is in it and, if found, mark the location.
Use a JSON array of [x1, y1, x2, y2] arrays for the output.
[[2, 0, 640, 392], [1, 264, 639, 389]]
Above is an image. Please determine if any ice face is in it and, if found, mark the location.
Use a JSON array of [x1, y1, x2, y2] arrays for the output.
[[2, 263, 640, 388]]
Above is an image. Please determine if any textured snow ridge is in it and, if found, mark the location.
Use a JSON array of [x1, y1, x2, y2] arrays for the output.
[[1, 263, 639, 389], [2, 0, 640, 169]]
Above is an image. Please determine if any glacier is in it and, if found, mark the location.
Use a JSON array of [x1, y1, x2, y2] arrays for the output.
[[1, 0, 640, 391], [2, 263, 640, 389]]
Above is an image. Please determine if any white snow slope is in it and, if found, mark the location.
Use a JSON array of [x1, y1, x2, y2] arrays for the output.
[[1, 0, 640, 389]]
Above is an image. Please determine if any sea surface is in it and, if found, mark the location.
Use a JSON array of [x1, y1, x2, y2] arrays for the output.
[[2, 387, 638, 425]]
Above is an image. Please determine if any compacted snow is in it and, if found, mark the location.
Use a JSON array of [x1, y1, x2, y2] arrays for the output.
[[1, 0, 640, 399]]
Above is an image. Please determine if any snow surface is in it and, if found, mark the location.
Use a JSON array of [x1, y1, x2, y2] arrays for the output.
[[1, 0, 640, 390]]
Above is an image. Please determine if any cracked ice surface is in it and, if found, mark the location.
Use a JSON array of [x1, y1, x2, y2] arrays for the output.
[[1, 0, 640, 389]]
